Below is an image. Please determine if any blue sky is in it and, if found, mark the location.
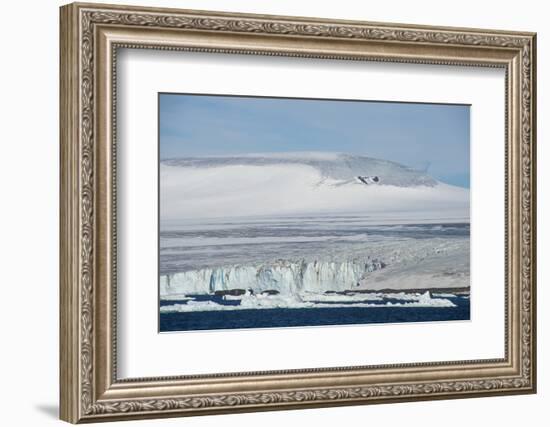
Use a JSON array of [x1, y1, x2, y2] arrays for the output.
[[160, 93, 470, 188]]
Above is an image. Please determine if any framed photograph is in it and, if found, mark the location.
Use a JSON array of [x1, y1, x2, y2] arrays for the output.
[[60, 2, 537, 423], [157, 94, 472, 332]]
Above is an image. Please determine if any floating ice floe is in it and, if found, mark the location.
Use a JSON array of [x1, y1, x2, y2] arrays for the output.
[[160, 291, 456, 313], [160, 294, 194, 301], [300, 292, 384, 303]]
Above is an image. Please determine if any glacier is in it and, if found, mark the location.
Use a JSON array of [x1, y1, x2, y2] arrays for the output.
[[160, 258, 386, 296]]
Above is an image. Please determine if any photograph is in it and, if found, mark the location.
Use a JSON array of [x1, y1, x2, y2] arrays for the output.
[[158, 93, 471, 332]]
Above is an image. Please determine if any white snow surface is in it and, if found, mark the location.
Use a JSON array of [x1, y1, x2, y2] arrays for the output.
[[161, 152, 469, 221]]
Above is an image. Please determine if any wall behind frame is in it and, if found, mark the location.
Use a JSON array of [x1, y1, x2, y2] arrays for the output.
[[0, 0, 545, 426]]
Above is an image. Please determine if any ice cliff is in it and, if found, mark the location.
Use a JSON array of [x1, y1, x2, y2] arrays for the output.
[[160, 259, 386, 296]]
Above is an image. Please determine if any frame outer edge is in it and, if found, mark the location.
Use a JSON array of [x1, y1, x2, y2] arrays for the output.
[[60, 3, 81, 424], [529, 33, 537, 393], [68, 1, 536, 37], [59, 2, 537, 422]]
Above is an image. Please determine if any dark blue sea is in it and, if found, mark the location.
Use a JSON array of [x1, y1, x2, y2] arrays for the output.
[[159, 296, 470, 332]]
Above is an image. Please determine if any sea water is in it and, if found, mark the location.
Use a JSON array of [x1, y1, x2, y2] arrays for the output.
[[160, 296, 470, 332]]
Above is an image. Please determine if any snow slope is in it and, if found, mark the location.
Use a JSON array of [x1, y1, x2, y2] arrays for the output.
[[161, 152, 469, 221]]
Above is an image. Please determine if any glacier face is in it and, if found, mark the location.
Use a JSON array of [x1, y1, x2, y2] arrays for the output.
[[160, 259, 386, 296]]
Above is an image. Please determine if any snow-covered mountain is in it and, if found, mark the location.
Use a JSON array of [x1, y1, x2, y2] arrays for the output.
[[160, 152, 469, 221], [163, 152, 436, 187]]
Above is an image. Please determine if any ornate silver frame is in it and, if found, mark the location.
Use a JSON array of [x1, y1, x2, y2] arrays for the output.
[[60, 2, 537, 423]]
